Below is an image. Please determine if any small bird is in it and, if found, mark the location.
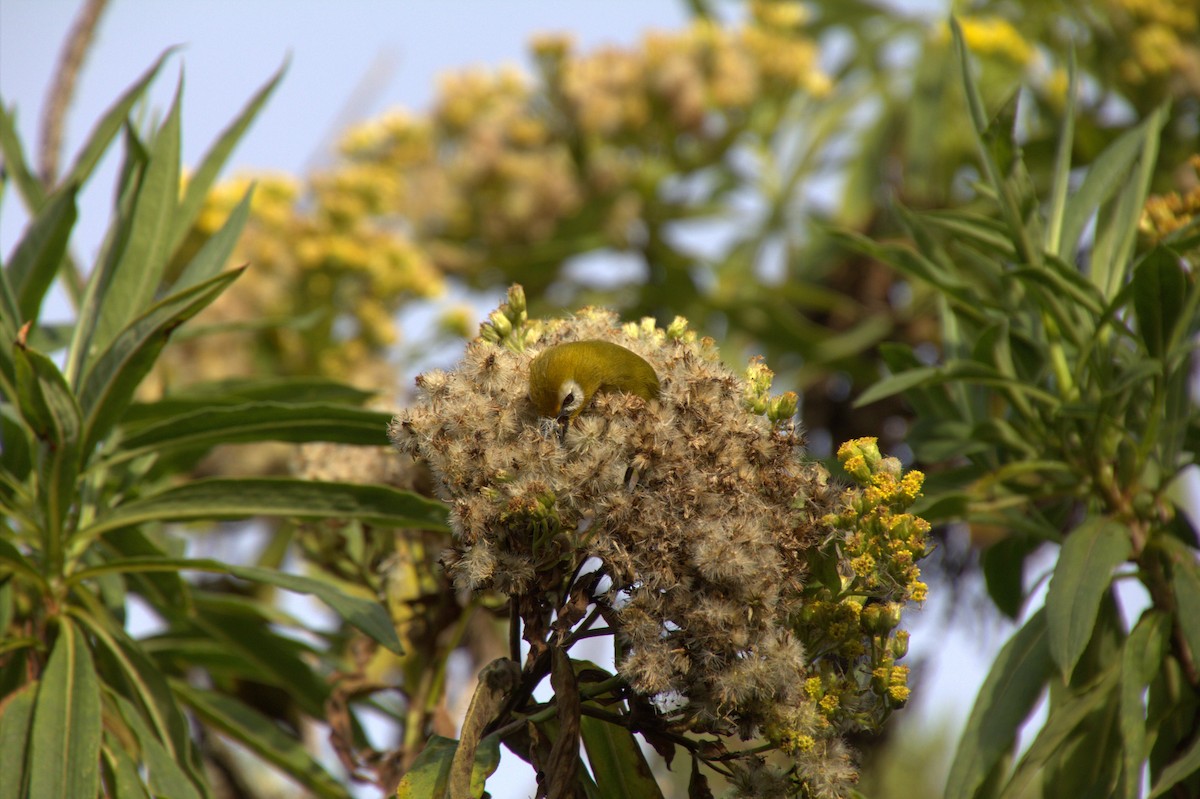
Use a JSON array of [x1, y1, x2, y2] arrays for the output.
[[528, 339, 660, 442]]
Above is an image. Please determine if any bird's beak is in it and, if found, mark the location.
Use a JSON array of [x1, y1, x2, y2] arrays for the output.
[[556, 414, 570, 444]]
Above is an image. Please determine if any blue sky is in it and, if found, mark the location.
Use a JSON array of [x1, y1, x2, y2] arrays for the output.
[[0, 1, 689, 257]]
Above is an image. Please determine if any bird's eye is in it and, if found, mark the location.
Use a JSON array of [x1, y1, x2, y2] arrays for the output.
[[562, 392, 575, 409]]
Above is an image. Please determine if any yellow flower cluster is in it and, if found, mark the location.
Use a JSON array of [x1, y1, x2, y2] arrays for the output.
[[170, 166, 442, 390], [178, 12, 829, 389], [1140, 154, 1200, 245], [1109, 0, 1199, 84], [938, 16, 1036, 66], [827, 437, 930, 604], [766, 437, 928, 745], [339, 12, 827, 282]]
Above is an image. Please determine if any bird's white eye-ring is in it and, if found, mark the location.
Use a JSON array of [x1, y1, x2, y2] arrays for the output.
[[558, 380, 583, 416]]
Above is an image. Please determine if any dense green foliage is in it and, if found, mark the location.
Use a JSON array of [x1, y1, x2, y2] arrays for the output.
[[0, 56, 447, 799], [849, 26, 1200, 799]]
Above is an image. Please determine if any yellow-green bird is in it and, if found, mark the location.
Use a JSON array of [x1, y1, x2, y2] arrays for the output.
[[528, 340, 660, 442]]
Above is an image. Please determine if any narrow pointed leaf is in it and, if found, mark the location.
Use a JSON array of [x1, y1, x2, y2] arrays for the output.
[[171, 683, 346, 799], [169, 60, 286, 255], [1171, 557, 1200, 671], [1148, 732, 1200, 799], [108, 402, 392, 466], [1045, 518, 1131, 682], [101, 741, 153, 799], [28, 620, 101, 799], [998, 666, 1119, 799], [397, 736, 458, 799], [123, 377, 376, 427], [82, 476, 448, 540], [945, 609, 1053, 799], [13, 337, 82, 553], [78, 268, 243, 455], [581, 714, 664, 799], [1119, 611, 1169, 799], [89, 76, 184, 357], [108, 691, 202, 799], [855, 365, 940, 407], [228, 562, 404, 654], [170, 186, 252, 292], [6, 184, 77, 324], [1058, 114, 1157, 261], [1089, 105, 1165, 299], [62, 49, 177, 190], [0, 681, 36, 799], [1132, 246, 1186, 358], [0, 104, 45, 209], [13, 336, 81, 450], [1045, 49, 1077, 255], [65, 125, 149, 386]]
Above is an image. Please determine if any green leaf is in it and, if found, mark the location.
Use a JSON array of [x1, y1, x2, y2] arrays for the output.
[[1171, 556, 1200, 672], [1000, 666, 1120, 799], [0, 263, 21, 347], [0, 103, 44, 210], [85, 477, 447, 538], [855, 365, 941, 407], [172, 682, 347, 799], [65, 128, 147, 386], [1089, 105, 1167, 299], [1058, 110, 1163, 263], [0, 537, 47, 587], [1045, 518, 1131, 682], [1148, 730, 1200, 799], [101, 739, 153, 799], [833, 229, 982, 316], [6, 184, 78, 325], [981, 534, 1041, 619], [88, 76, 185, 359], [581, 714, 664, 799], [108, 691, 203, 799], [1012, 254, 1106, 318], [472, 734, 502, 798], [78, 268, 244, 456], [0, 405, 33, 486], [1118, 611, 1170, 799], [13, 336, 81, 448], [69, 554, 408, 654], [0, 681, 36, 799], [28, 620, 101, 799], [228, 563, 403, 654], [1045, 48, 1077, 255], [857, 359, 1058, 409], [425, 729, 526, 798], [168, 60, 286, 256], [13, 337, 82, 558], [61, 50, 177, 191], [72, 605, 197, 764], [169, 185, 252, 293], [1132, 246, 1186, 358], [945, 609, 1053, 799], [396, 735, 457, 799], [121, 377, 376, 427], [107, 402, 393, 466], [922, 210, 1016, 257]]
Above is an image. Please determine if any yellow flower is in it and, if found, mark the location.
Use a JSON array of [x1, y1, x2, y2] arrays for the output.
[[939, 17, 1035, 66]]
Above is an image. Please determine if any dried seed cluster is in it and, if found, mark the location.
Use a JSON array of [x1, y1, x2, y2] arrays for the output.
[[389, 287, 928, 797]]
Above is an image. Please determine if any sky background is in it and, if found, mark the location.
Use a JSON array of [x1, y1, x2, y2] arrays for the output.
[[1, 2, 1044, 796]]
